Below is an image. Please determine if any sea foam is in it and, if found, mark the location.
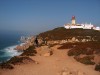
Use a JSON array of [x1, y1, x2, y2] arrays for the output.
[[0, 44, 23, 63]]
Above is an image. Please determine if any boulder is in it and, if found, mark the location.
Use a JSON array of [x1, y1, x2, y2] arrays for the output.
[[72, 37, 76, 42], [81, 39, 86, 42], [77, 71, 85, 75], [43, 52, 51, 57], [36, 46, 53, 56], [62, 71, 71, 75], [15, 45, 24, 50]]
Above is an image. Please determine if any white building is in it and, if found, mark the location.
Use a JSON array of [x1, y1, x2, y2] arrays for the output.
[[93, 27, 100, 30], [64, 16, 100, 31]]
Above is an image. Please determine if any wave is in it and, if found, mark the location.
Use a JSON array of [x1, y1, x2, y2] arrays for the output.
[[0, 44, 23, 63]]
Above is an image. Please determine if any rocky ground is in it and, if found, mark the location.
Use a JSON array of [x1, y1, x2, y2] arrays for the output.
[[0, 45, 100, 75]]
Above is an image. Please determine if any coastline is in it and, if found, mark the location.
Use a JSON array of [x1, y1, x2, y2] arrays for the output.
[[0, 35, 35, 63], [0, 32, 25, 63], [0, 28, 100, 75], [0, 44, 22, 63]]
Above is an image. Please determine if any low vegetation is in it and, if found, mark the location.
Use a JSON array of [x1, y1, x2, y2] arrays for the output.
[[58, 42, 100, 66], [58, 42, 100, 56], [0, 56, 35, 69], [74, 56, 95, 65], [39, 27, 100, 41], [20, 46, 37, 56], [68, 49, 86, 56], [58, 43, 74, 49], [58, 42, 100, 50], [7, 56, 35, 65], [0, 62, 14, 69], [95, 64, 100, 72]]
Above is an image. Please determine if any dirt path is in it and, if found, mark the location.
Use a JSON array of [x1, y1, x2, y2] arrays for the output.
[[0, 45, 100, 75]]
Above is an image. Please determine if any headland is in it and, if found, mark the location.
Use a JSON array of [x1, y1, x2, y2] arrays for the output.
[[0, 27, 100, 75]]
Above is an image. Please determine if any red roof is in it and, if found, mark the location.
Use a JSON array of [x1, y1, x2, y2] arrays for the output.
[[72, 16, 75, 20]]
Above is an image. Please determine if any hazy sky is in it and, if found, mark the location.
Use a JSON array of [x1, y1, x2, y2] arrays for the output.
[[0, 0, 100, 34]]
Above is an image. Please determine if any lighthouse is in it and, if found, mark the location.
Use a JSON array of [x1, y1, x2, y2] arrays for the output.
[[71, 16, 76, 25]]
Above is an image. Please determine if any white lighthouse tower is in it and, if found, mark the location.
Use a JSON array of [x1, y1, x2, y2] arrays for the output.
[[71, 16, 76, 25]]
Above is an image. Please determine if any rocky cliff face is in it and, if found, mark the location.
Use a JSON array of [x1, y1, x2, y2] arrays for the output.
[[15, 36, 35, 50]]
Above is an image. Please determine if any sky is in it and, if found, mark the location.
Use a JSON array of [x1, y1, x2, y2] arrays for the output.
[[0, 0, 100, 35]]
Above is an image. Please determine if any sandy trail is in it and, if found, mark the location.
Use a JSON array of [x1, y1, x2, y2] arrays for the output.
[[0, 45, 100, 75]]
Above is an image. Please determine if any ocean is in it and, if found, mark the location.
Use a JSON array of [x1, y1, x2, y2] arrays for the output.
[[0, 31, 25, 63]]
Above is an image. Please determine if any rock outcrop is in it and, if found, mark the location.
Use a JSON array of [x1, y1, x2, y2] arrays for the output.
[[15, 36, 35, 50], [58, 67, 86, 75], [36, 46, 53, 56], [46, 37, 89, 45]]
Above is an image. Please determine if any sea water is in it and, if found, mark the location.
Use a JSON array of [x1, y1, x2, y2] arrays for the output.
[[0, 31, 24, 63]]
